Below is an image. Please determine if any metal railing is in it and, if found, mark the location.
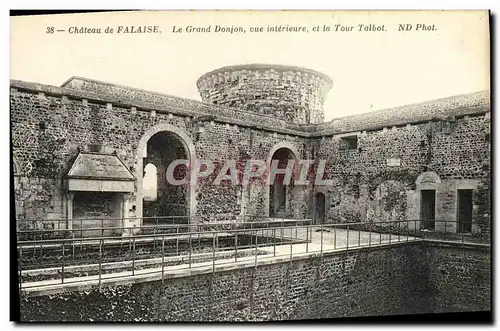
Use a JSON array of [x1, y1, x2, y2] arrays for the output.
[[16, 215, 312, 241], [16, 219, 489, 291]]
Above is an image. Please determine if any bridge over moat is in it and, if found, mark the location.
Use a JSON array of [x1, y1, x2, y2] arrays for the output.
[[17, 217, 490, 321], [18, 217, 488, 296]]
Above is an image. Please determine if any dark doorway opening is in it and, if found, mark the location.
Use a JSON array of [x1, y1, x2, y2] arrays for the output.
[[420, 189, 436, 230], [143, 131, 189, 224], [314, 192, 326, 224], [457, 189, 473, 233], [269, 148, 295, 218]]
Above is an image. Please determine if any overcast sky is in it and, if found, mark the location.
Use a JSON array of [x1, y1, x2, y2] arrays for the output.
[[10, 10, 490, 120]]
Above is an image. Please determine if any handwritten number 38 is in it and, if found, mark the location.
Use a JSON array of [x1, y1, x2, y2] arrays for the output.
[[46, 27, 54, 34]]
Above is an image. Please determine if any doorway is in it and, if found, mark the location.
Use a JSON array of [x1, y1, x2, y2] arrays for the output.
[[142, 131, 189, 224], [314, 192, 326, 224], [268, 148, 295, 217], [420, 189, 436, 230], [457, 189, 473, 233]]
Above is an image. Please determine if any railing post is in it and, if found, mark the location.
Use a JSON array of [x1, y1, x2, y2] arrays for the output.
[[188, 232, 192, 268], [368, 222, 372, 247], [415, 220, 417, 240], [198, 228, 201, 248], [176, 225, 179, 255], [61, 239, 65, 284], [153, 222, 157, 251], [306, 225, 309, 253], [161, 234, 165, 284], [235, 232, 238, 262], [358, 227, 361, 247], [98, 238, 102, 287], [444, 220, 447, 241], [320, 224, 323, 255], [407, 220, 409, 242], [213, 232, 216, 273], [40, 238, 43, 263], [281, 217, 284, 242], [398, 221, 400, 242], [255, 229, 259, 267], [289, 227, 293, 262], [132, 236, 136, 276], [346, 225, 350, 251], [388, 223, 391, 244], [18, 247, 22, 292], [333, 225, 337, 249], [479, 222, 483, 244], [273, 228, 276, 257]]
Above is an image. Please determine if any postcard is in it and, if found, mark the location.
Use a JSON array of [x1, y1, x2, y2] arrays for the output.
[[10, 10, 491, 322]]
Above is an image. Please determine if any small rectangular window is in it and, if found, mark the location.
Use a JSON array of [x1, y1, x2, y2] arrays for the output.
[[89, 144, 101, 153], [340, 136, 358, 150]]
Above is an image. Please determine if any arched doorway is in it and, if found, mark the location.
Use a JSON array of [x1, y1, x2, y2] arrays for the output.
[[268, 147, 297, 217], [142, 131, 190, 223], [314, 192, 326, 224]]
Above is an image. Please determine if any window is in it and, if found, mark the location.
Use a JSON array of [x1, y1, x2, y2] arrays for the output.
[[143, 163, 158, 201], [89, 144, 101, 153], [340, 136, 358, 150]]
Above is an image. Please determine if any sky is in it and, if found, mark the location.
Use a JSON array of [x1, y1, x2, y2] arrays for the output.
[[10, 10, 490, 121]]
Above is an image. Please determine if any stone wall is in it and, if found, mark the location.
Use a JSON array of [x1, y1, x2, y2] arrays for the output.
[[425, 243, 491, 313], [19, 242, 490, 322], [10, 86, 311, 224], [316, 113, 490, 231], [10, 78, 490, 232]]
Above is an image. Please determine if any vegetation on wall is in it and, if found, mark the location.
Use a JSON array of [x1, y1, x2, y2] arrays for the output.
[[473, 165, 491, 238]]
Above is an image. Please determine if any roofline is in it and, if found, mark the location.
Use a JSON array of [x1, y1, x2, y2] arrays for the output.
[[196, 64, 333, 88], [328, 90, 491, 122], [10, 78, 490, 137], [64, 150, 136, 181]]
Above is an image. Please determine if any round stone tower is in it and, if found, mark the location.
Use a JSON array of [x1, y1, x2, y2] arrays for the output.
[[196, 64, 332, 124]]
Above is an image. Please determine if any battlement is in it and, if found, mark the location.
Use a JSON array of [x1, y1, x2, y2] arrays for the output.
[[197, 64, 333, 124]]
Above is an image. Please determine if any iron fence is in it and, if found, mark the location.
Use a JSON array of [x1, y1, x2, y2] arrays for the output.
[[16, 215, 312, 241], [16, 219, 489, 292]]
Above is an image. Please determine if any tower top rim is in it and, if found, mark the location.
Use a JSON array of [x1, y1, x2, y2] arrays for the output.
[[196, 64, 333, 88]]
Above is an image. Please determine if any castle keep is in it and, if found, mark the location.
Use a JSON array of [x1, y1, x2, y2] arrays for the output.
[[10, 64, 491, 236]]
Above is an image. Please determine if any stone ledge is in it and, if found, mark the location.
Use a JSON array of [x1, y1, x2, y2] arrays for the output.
[[423, 239, 490, 251]]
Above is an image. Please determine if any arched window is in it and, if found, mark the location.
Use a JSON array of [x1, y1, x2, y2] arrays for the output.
[[143, 163, 158, 201]]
